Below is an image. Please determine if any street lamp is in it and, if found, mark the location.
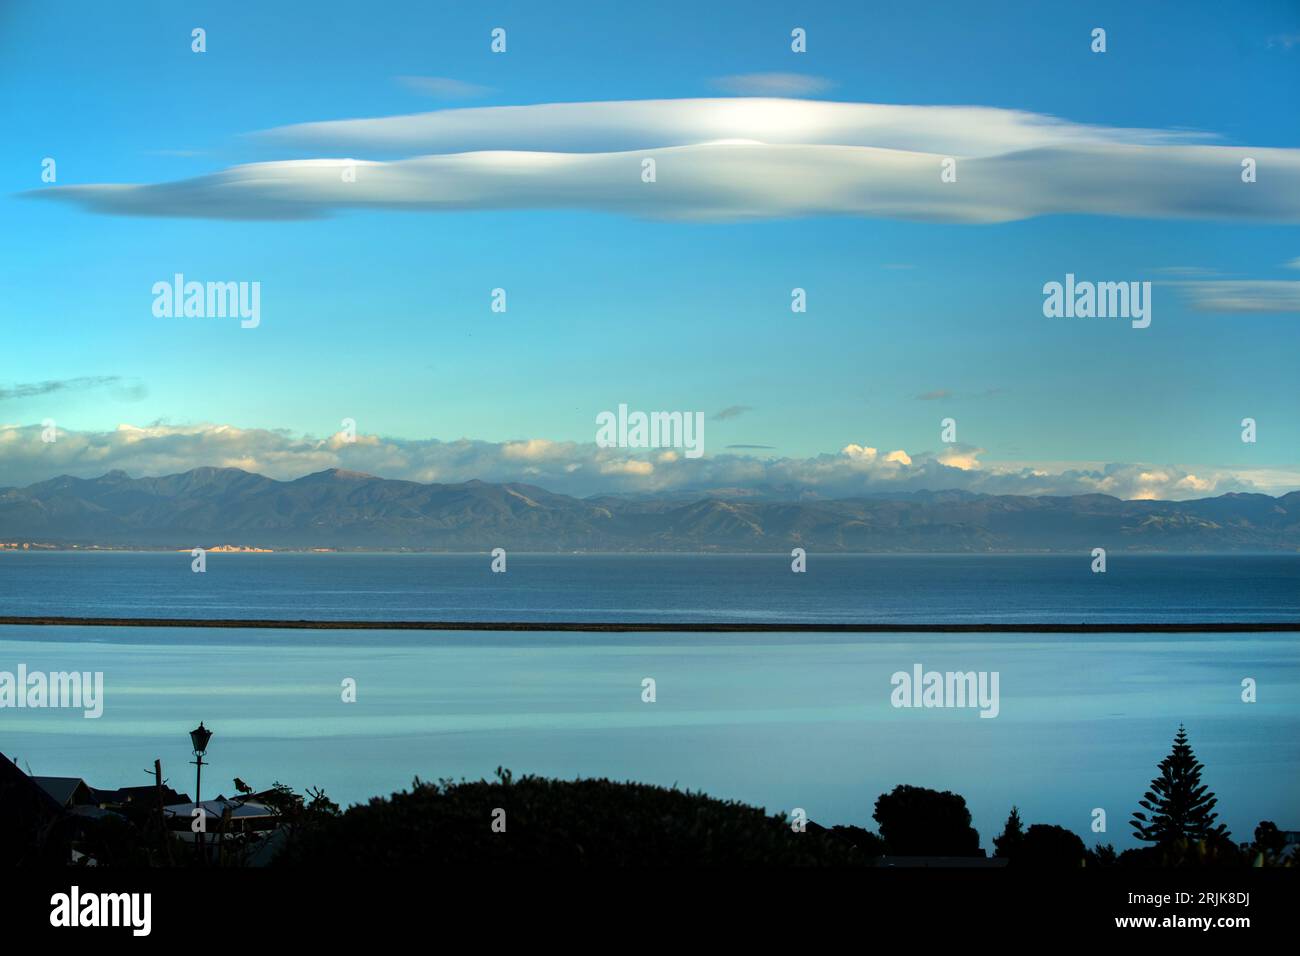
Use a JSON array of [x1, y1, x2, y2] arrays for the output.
[[190, 722, 213, 860]]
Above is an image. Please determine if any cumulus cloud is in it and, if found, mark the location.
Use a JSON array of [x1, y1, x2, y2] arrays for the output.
[[840, 443, 879, 462], [599, 458, 654, 476], [937, 445, 982, 471], [0, 422, 1293, 501], [25, 98, 1300, 224], [1131, 470, 1214, 500], [500, 437, 574, 461]]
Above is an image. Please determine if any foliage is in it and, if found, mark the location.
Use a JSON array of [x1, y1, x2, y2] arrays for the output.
[[992, 806, 1025, 859], [274, 768, 868, 866], [1089, 843, 1117, 866], [1131, 725, 1229, 846], [872, 784, 983, 857], [1012, 824, 1088, 867], [807, 822, 887, 858]]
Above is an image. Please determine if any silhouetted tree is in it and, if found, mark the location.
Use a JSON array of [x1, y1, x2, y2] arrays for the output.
[[1244, 820, 1297, 866], [993, 806, 1025, 859], [1117, 832, 1244, 868], [1014, 824, 1087, 867], [872, 784, 982, 856], [1089, 842, 1118, 866], [805, 821, 886, 858], [1131, 725, 1229, 846], [274, 772, 869, 866], [1253, 821, 1286, 857]]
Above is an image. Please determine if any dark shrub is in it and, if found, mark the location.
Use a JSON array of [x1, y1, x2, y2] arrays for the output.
[[872, 784, 982, 857], [1012, 824, 1087, 867], [274, 770, 868, 866]]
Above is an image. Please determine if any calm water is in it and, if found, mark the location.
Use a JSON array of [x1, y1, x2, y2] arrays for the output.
[[2, 551, 1299, 622], [1, 553, 1297, 850]]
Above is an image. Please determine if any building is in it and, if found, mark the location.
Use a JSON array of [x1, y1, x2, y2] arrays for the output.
[[1, 753, 286, 865], [31, 776, 97, 810], [0, 754, 71, 864]]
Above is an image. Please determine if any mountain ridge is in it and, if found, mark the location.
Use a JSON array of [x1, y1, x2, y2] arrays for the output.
[[1, 467, 1298, 552]]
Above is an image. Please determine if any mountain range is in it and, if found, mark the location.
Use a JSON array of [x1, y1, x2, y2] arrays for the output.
[[1, 467, 1298, 552]]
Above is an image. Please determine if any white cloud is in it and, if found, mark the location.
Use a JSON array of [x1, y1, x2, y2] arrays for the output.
[[254, 98, 1208, 155], [1180, 280, 1300, 313], [1, 422, 1293, 501], [599, 459, 654, 476], [840, 444, 877, 462], [27, 98, 1300, 224], [30, 143, 1300, 224], [938, 446, 982, 471], [501, 438, 572, 461]]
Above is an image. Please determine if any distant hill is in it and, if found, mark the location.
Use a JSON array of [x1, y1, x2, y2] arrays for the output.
[[1, 467, 1299, 552]]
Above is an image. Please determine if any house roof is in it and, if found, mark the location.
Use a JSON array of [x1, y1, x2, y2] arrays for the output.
[[97, 784, 192, 806], [163, 798, 276, 820], [70, 805, 124, 821], [31, 776, 91, 808], [0, 754, 62, 816]]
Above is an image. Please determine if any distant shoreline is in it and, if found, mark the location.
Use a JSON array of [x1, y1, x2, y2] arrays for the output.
[[3, 548, 1299, 556], [2, 616, 1298, 632]]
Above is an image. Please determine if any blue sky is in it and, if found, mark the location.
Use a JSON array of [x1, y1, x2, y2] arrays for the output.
[[1, 0, 1298, 498]]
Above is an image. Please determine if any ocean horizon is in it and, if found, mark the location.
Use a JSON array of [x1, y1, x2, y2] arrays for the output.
[[2, 552, 1297, 852], [3, 551, 1299, 623]]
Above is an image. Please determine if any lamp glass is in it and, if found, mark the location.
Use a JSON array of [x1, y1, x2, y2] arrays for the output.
[[190, 722, 213, 755]]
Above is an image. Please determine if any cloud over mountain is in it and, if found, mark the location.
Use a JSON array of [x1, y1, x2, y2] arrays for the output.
[[4, 464, 1298, 553], [0, 422, 1292, 501]]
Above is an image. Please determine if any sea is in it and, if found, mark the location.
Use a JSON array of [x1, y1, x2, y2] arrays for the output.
[[1, 551, 1297, 850]]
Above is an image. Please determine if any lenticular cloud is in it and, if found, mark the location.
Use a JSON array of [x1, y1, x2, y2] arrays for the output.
[[255, 98, 1208, 156], [26, 98, 1300, 224]]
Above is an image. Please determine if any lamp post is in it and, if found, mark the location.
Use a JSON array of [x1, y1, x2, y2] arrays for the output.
[[189, 722, 213, 861]]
